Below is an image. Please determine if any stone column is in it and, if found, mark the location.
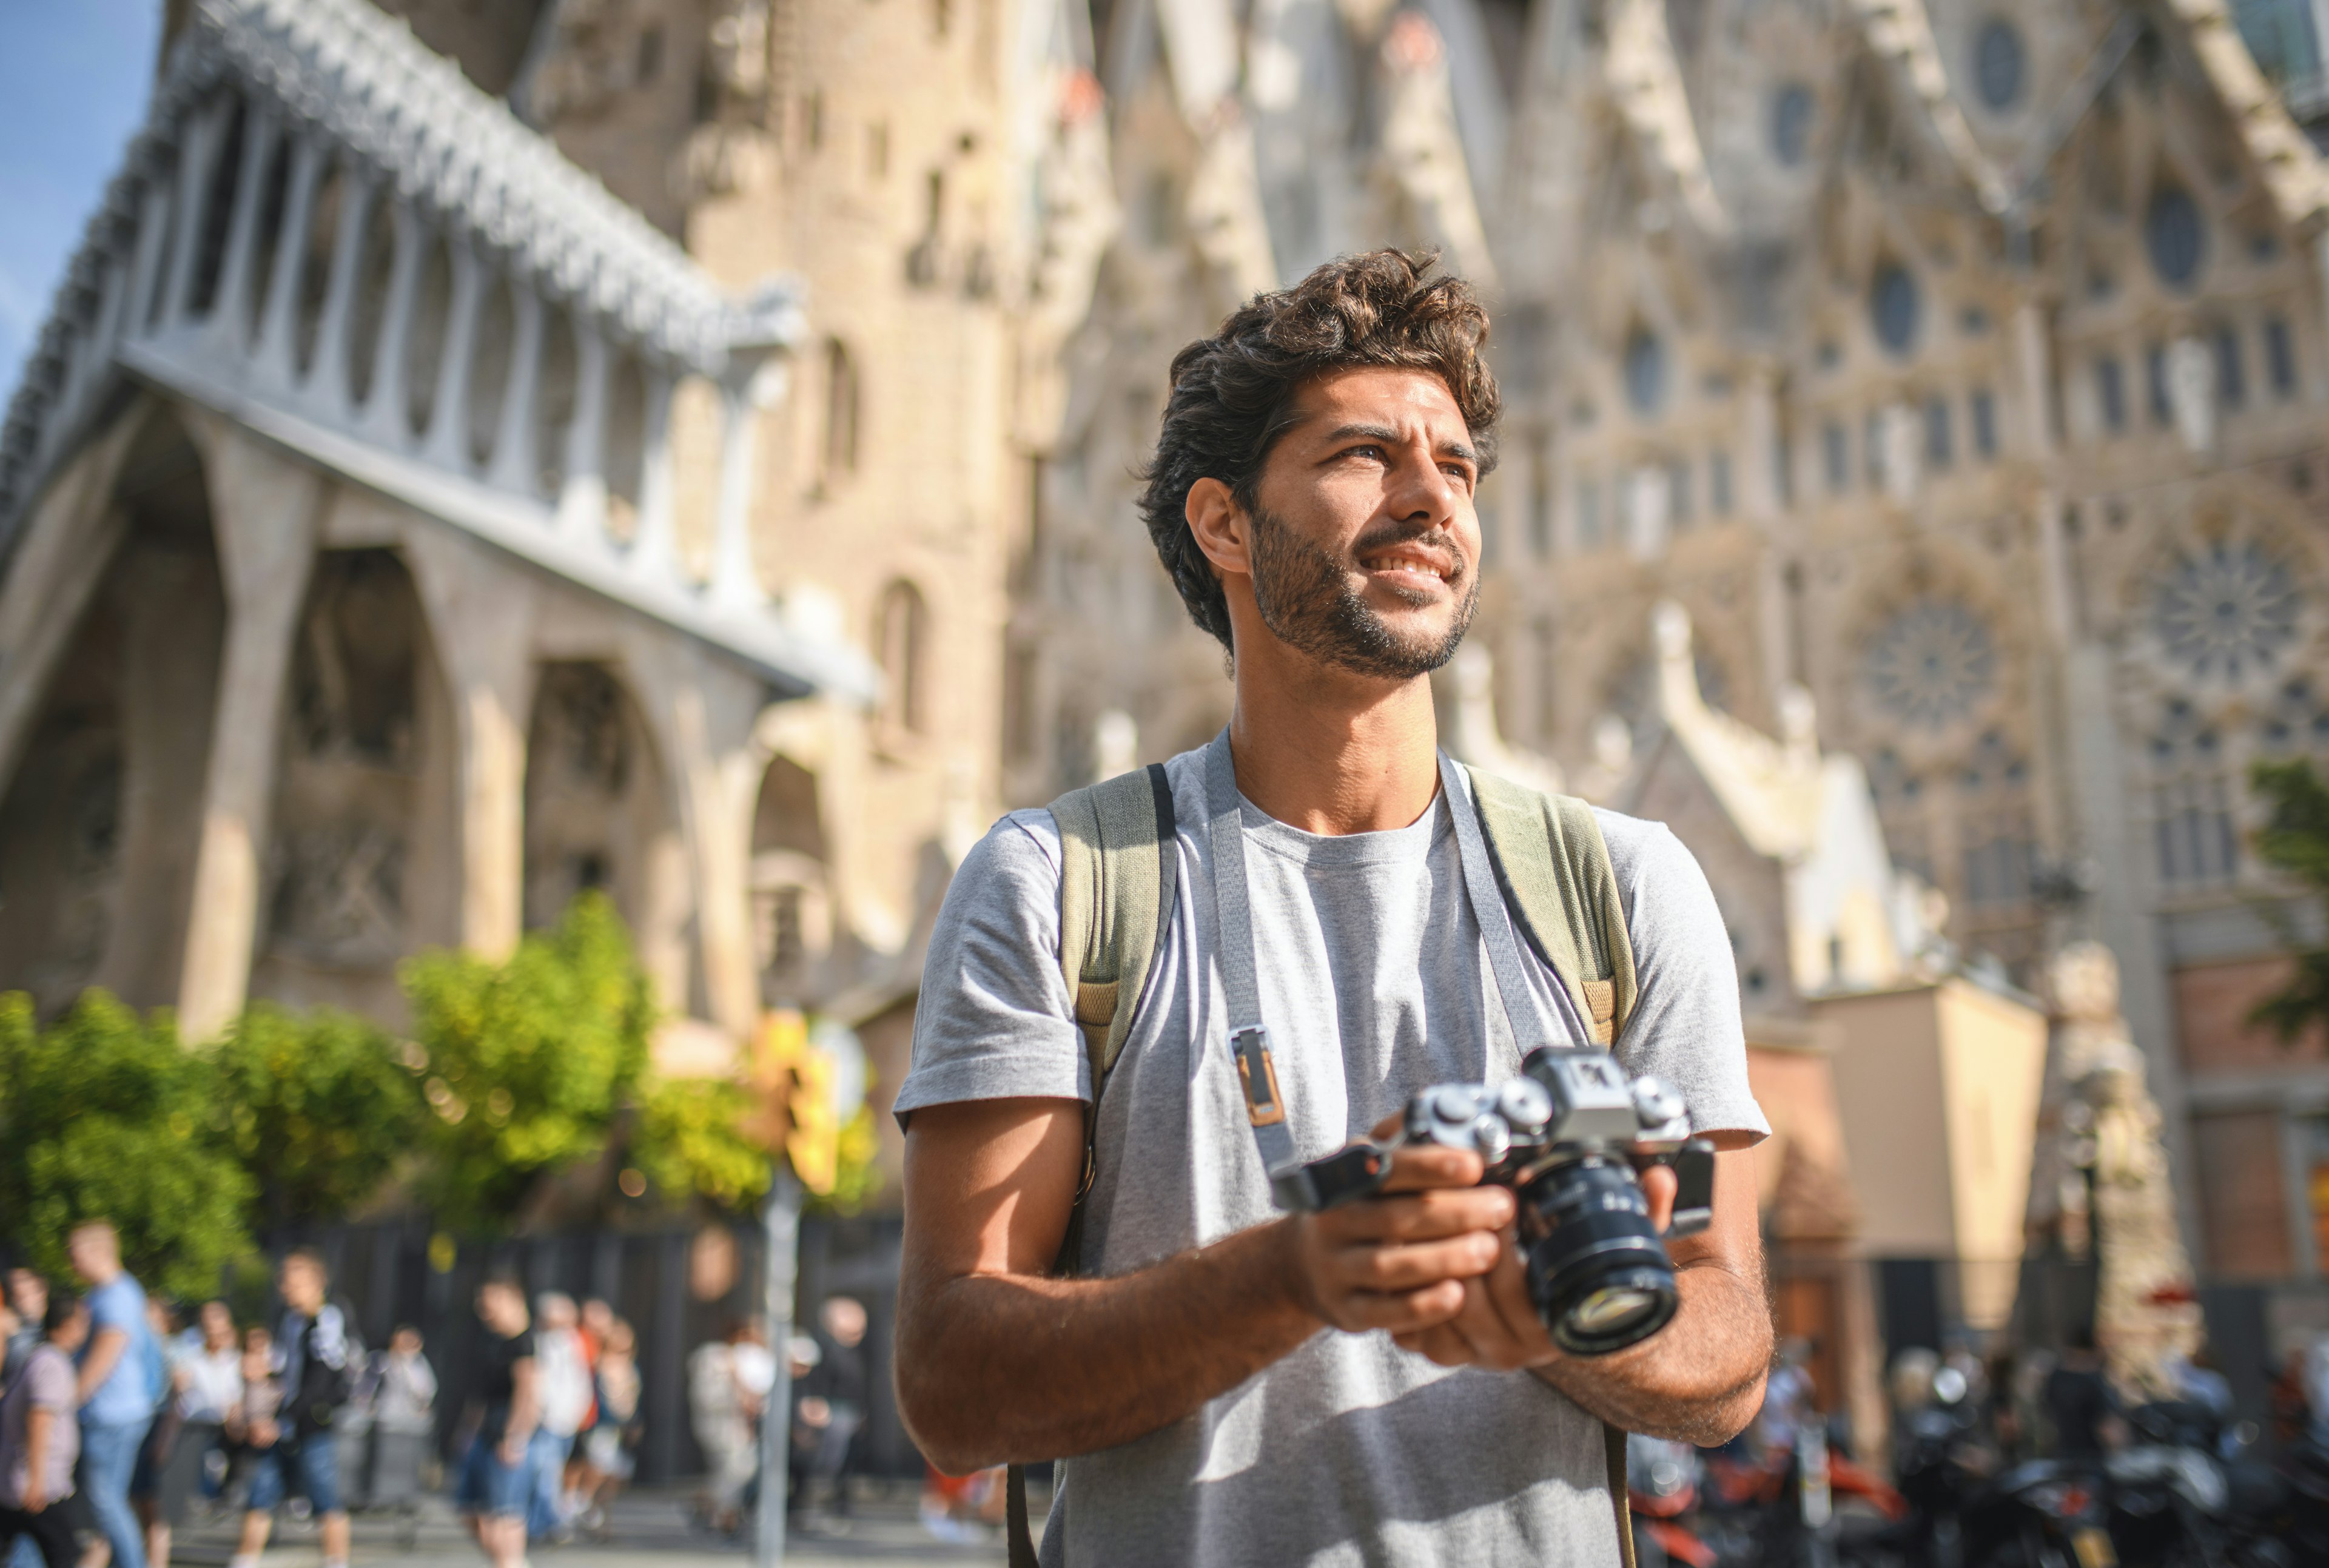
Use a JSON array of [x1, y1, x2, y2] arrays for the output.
[[358, 202, 429, 444], [670, 672, 765, 1038], [308, 166, 378, 419], [422, 236, 486, 471], [485, 281, 545, 494], [251, 135, 326, 391], [176, 425, 321, 1043], [557, 324, 611, 540], [2013, 299, 2057, 460], [156, 96, 230, 333], [402, 527, 536, 961], [123, 181, 172, 345], [197, 101, 280, 354], [710, 374, 774, 610], [630, 368, 680, 583]]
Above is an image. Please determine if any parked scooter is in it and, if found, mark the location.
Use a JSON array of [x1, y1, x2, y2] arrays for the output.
[[1627, 1434, 1716, 1568]]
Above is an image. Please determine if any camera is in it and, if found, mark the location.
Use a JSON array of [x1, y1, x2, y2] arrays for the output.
[[1273, 1046, 1717, 1356]]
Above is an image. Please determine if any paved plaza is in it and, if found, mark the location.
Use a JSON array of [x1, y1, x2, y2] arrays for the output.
[[158, 1486, 1010, 1568]]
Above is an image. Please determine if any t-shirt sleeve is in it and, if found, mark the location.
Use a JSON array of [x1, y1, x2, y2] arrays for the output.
[[893, 810, 1087, 1127], [1597, 812, 1770, 1143], [89, 1279, 139, 1333], [29, 1350, 73, 1410]]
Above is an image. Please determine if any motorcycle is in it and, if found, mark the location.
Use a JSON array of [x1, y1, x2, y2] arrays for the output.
[[1627, 1434, 1716, 1568]]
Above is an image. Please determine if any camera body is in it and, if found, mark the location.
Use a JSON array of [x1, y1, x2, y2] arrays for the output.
[[1277, 1046, 1717, 1356]]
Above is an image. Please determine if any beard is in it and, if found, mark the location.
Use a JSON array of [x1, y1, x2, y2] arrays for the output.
[[1246, 506, 1478, 680]]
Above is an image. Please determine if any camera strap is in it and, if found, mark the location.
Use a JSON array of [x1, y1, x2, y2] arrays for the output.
[[1200, 732, 1590, 1202]]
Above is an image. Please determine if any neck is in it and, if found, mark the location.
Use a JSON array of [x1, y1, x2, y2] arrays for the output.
[[1226, 642, 1441, 835]]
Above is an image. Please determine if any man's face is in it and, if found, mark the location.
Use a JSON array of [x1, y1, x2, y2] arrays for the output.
[[66, 1225, 116, 1284], [280, 1259, 324, 1315], [7, 1271, 44, 1321], [201, 1302, 234, 1348], [1238, 367, 1483, 680]]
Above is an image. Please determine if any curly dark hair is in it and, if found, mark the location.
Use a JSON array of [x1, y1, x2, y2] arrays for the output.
[[1136, 249, 1501, 651]]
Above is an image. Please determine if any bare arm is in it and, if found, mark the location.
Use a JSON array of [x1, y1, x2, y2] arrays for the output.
[[20, 1406, 52, 1512], [76, 1327, 127, 1407], [1394, 1142, 1771, 1445], [499, 1359, 537, 1462], [894, 1096, 1513, 1475]]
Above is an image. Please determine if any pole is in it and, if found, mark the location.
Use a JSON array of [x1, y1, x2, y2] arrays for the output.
[[757, 1165, 801, 1568]]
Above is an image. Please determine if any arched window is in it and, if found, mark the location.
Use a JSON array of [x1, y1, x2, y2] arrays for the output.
[[1770, 84, 1814, 167], [822, 338, 859, 479], [1972, 19, 2025, 112], [1622, 326, 1665, 416], [2145, 187, 2205, 291], [876, 579, 927, 735], [1870, 263, 1920, 356]]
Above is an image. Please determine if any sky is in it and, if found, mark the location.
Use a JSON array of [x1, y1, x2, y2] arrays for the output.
[[0, 0, 164, 392]]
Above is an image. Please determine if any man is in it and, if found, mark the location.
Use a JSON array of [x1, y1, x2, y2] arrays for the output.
[[2046, 1326, 2120, 1459], [0, 1294, 86, 1568], [1, 1276, 41, 1390], [893, 251, 1772, 1564], [232, 1251, 353, 1568], [456, 1280, 535, 1568], [793, 1296, 870, 1529], [527, 1294, 591, 1540], [148, 1303, 239, 1568], [68, 1222, 156, 1568]]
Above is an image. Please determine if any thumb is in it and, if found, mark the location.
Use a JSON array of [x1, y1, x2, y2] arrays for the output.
[[1641, 1163, 1678, 1234]]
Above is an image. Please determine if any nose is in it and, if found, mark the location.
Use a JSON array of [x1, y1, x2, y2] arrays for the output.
[[1384, 434, 1463, 527]]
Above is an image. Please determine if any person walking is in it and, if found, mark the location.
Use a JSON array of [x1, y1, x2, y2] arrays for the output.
[[573, 1320, 639, 1536], [68, 1221, 156, 1568], [366, 1328, 435, 1511], [455, 1280, 535, 1568], [685, 1325, 753, 1535], [144, 1302, 237, 1568], [231, 1251, 355, 1568], [527, 1295, 590, 1541], [0, 1294, 87, 1568], [0, 1276, 41, 1391], [793, 1297, 869, 1529]]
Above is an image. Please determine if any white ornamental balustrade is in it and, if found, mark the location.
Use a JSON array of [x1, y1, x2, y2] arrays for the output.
[[0, 0, 872, 702]]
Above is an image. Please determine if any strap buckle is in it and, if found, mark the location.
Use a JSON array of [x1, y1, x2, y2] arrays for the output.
[[1232, 1026, 1287, 1126]]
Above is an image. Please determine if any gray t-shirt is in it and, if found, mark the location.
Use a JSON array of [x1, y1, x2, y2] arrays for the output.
[[898, 738, 1769, 1567], [0, 1342, 78, 1507]]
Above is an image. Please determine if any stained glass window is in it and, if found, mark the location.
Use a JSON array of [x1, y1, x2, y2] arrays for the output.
[[1864, 599, 1998, 730], [1974, 18, 2025, 110], [1872, 264, 1919, 355], [2151, 539, 2302, 682], [2145, 187, 2205, 290]]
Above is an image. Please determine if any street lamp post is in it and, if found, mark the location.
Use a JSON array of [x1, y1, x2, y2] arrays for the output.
[[758, 1165, 802, 1568]]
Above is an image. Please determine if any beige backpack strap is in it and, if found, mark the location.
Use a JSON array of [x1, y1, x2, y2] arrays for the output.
[[1050, 762, 1178, 1089], [1463, 765, 1638, 1045], [1607, 1421, 1636, 1568]]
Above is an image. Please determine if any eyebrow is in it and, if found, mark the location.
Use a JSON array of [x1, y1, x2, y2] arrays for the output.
[[1320, 422, 1481, 468]]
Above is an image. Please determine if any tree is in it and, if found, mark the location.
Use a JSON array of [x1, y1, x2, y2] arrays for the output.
[[631, 1075, 771, 1213], [2249, 758, 2329, 1041], [0, 992, 252, 1300], [210, 1003, 428, 1228], [399, 893, 655, 1231]]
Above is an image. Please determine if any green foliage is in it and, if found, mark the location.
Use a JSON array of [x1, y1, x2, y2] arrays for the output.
[[633, 1075, 771, 1213], [211, 1003, 428, 1226], [0, 992, 252, 1300], [2249, 758, 2329, 1043], [400, 893, 656, 1230], [810, 1101, 884, 1217]]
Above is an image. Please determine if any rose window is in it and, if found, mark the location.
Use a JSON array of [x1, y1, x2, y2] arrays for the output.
[[2150, 540, 2300, 682], [1863, 599, 1997, 730]]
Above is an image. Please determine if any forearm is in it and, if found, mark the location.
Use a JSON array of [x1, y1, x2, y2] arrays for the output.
[[1530, 1260, 1770, 1445], [898, 1216, 1318, 1470], [78, 1329, 126, 1405]]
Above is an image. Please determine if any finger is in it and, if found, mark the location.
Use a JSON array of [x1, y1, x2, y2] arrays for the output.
[[1325, 1232, 1503, 1293], [1641, 1163, 1678, 1233], [1483, 1227, 1558, 1364], [1330, 1279, 1468, 1333], [1393, 1321, 1476, 1367], [1320, 1186, 1516, 1243], [1376, 1144, 1485, 1193]]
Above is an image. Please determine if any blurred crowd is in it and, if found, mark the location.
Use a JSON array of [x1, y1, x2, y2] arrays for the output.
[[0, 1221, 647, 1568]]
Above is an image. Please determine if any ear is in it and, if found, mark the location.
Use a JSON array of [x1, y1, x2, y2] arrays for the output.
[[1185, 477, 1251, 580]]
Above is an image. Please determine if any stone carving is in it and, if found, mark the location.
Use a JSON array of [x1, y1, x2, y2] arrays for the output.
[[1863, 597, 1996, 730], [2149, 538, 2302, 684], [267, 823, 407, 964], [2035, 941, 2201, 1398]]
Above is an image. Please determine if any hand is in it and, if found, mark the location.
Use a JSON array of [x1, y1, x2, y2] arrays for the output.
[[797, 1395, 831, 1428], [1281, 1140, 1513, 1336], [499, 1435, 526, 1466], [19, 1479, 44, 1514], [1392, 1162, 1679, 1372]]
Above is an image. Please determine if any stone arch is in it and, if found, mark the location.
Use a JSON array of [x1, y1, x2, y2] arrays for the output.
[[0, 405, 226, 1015], [748, 753, 831, 1005], [521, 659, 688, 1001], [250, 547, 459, 1018]]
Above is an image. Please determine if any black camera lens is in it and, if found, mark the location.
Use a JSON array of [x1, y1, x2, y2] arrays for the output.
[[1517, 1156, 1679, 1356]]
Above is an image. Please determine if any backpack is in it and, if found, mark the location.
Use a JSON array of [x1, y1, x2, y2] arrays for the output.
[[1004, 760, 1645, 1568]]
